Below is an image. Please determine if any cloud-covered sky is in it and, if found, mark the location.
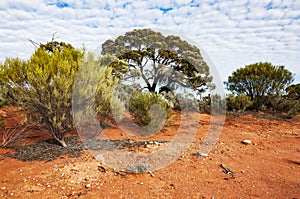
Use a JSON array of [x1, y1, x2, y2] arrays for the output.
[[0, 0, 299, 84]]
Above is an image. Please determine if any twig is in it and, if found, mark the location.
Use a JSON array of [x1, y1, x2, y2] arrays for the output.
[[2, 124, 32, 147], [220, 164, 235, 178]]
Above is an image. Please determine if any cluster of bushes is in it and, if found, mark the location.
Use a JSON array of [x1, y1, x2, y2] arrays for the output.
[[225, 62, 300, 117], [0, 41, 127, 147], [0, 36, 298, 148], [225, 92, 300, 117]]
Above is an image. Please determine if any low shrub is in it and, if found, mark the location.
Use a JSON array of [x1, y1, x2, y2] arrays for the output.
[[267, 95, 300, 118], [163, 92, 199, 112], [226, 94, 253, 113], [129, 91, 172, 133]]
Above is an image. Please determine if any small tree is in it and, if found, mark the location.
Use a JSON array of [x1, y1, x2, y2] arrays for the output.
[[225, 62, 293, 110], [0, 41, 84, 147]]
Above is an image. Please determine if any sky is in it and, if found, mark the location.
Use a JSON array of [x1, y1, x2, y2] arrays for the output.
[[0, 0, 299, 85]]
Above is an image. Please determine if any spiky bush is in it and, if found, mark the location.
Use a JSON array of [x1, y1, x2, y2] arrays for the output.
[[72, 53, 125, 131], [0, 41, 83, 147]]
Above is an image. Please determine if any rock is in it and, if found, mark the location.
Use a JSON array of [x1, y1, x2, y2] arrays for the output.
[[242, 140, 252, 145], [198, 152, 209, 157]]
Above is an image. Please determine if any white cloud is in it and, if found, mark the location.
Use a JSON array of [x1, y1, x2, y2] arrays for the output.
[[0, 0, 299, 84]]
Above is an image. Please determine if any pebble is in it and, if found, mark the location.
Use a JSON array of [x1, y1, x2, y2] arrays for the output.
[[85, 184, 91, 188], [198, 152, 209, 157], [242, 140, 252, 145]]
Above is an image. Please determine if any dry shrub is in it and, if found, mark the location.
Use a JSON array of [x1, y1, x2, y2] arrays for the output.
[[1, 124, 32, 147]]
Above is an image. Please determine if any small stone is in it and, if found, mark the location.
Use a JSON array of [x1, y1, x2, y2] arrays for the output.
[[1, 186, 6, 190], [198, 152, 209, 157], [85, 184, 91, 188], [242, 140, 252, 145]]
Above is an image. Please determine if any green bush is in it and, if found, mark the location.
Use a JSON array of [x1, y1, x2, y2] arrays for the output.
[[226, 94, 253, 113], [72, 53, 125, 128], [0, 41, 84, 147], [129, 91, 171, 133], [267, 95, 300, 118], [225, 62, 293, 110]]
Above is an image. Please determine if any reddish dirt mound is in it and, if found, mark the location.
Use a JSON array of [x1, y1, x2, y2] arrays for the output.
[[0, 106, 299, 198]]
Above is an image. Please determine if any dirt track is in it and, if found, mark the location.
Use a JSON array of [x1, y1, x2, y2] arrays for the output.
[[0, 106, 299, 198]]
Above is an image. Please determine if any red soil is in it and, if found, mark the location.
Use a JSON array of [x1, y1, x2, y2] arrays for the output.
[[0, 106, 299, 198]]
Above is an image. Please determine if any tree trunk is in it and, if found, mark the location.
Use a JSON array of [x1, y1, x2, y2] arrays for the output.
[[149, 83, 156, 93]]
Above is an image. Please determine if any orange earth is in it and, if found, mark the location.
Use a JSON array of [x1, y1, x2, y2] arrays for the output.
[[0, 106, 299, 199]]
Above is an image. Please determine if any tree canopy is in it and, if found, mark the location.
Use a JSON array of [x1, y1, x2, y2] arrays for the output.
[[225, 62, 294, 109], [101, 28, 212, 94]]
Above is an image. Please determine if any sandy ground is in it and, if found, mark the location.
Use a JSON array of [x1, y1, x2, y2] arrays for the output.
[[0, 106, 299, 199]]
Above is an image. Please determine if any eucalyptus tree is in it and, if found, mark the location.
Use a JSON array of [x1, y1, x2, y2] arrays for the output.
[[101, 29, 213, 95]]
